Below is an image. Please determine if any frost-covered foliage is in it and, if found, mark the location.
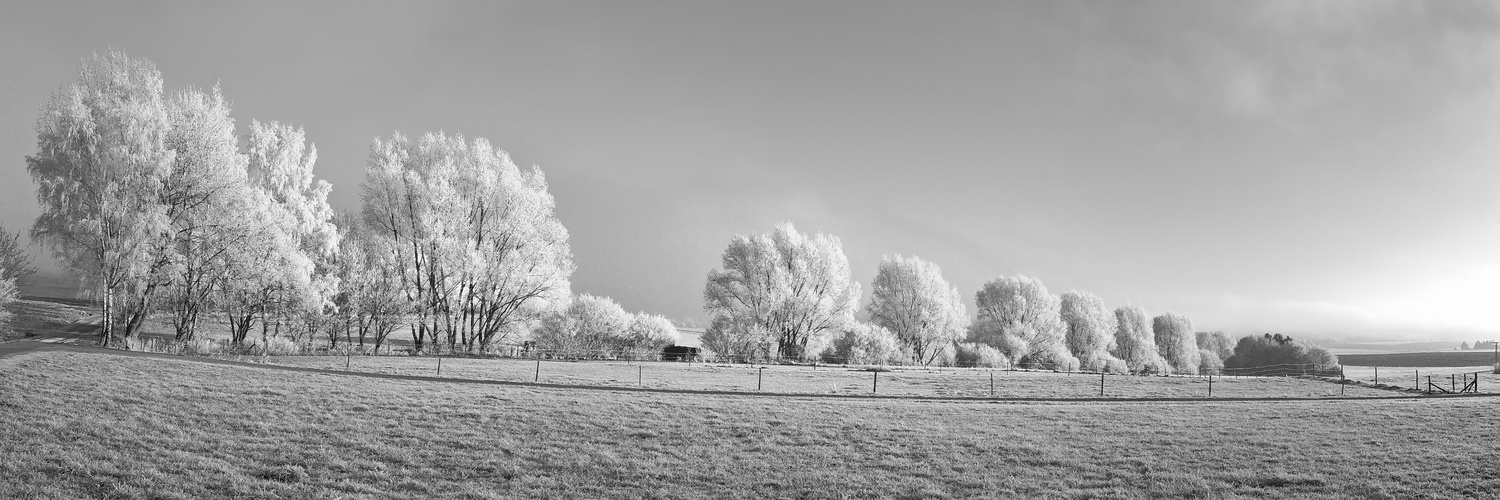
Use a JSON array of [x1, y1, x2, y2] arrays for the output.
[[626, 314, 681, 356], [1110, 305, 1170, 374], [953, 342, 1008, 368], [533, 294, 633, 356], [219, 120, 338, 348], [704, 222, 860, 360], [820, 322, 905, 366], [1195, 331, 1234, 373], [1223, 333, 1340, 369], [968, 275, 1079, 370], [867, 254, 967, 365], [699, 314, 772, 362], [532, 295, 676, 358], [1059, 291, 1127, 373], [0, 226, 36, 287], [362, 132, 574, 352], [28, 50, 175, 343], [329, 212, 407, 352], [157, 86, 254, 342], [1152, 313, 1200, 375]]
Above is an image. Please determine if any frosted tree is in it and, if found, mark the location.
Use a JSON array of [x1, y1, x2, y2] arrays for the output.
[[158, 86, 254, 341], [245, 120, 338, 342], [699, 314, 772, 361], [217, 121, 335, 348], [703, 222, 860, 360], [1111, 305, 1170, 373], [533, 294, 632, 357], [1195, 330, 1234, 373], [819, 322, 905, 366], [1059, 291, 1127, 373], [626, 314, 680, 355], [361, 132, 573, 352], [27, 50, 175, 345], [329, 211, 407, 352], [866, 254, 967, 365], [1152, 312, 1200, 375], [0, 226, 36, 286], [968, 275, 1079, 370]]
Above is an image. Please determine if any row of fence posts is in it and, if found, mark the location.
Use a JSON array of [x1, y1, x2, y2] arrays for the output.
[[333, 355, 1478, 398]]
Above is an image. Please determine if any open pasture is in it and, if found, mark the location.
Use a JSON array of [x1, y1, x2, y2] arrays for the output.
[[262, 355, 1400, 399], [1340, 351, 1500, 368], [2, 350, 1497, 499]]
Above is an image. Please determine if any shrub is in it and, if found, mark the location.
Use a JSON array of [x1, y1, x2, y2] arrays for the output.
[[183, 338, 225, 356], [953, 342, 1009, 368], [262, 336, 301, 356], [820, 323, 905, 366]]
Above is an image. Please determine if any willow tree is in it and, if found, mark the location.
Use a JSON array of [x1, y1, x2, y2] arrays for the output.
[[27, 51, 175, 345], [1059, 290, 1127, 373], [1152, 312, 1201, 375], [361, 132, 573, 353], [866, 254, 967, 365], [1111, 305, 1170, 373], [703, 222, 860, 360], [968, 275, 1078, 370]]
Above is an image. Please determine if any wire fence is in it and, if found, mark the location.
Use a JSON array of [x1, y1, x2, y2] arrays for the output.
[[118, 336, 1500, 399]]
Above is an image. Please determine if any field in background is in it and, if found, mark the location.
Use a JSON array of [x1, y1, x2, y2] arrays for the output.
[[264, 355, 1400, 399], [2, 351, 1497, 499], [1341, 351, 1500, 367]]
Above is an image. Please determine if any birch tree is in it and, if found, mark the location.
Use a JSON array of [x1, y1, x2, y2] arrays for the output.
[[1152, 312, 1200, 375], [968, 275, 1079, 370], [866, 254, 967, 365], [1059, 290, 1127, 373], [703, 222, 860, 360], [27, 50, 175, 345], [361, 132, 573, 353], [1111, 305, 1170, 373]]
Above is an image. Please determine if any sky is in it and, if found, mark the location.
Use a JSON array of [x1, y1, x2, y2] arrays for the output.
[[2, 0, 1499, 342]]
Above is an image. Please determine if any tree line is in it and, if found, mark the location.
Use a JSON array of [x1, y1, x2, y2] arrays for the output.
[[701, 223, 1338, 372], [23, 50, 674, 354], [20, 50, 1335, 369]]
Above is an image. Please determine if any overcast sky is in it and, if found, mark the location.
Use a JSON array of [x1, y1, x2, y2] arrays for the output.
[[2, 1, 1499, 342]]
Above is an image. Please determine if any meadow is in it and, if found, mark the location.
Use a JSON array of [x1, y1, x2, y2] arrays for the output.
[[3, 350, 1497, 499]]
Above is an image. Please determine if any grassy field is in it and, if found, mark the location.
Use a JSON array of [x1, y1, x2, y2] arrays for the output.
[[1341, 351, 1500, 367], [262, 355, 1401, 399], [4, 298, 93, 341], [3, 351, 1497, 499]]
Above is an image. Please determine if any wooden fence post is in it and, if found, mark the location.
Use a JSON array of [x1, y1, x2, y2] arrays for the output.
[[872, 370, 879, 394], [534, 357, 540, 382], [436, 356, 442, 377], [757, 367, 764, 391]]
